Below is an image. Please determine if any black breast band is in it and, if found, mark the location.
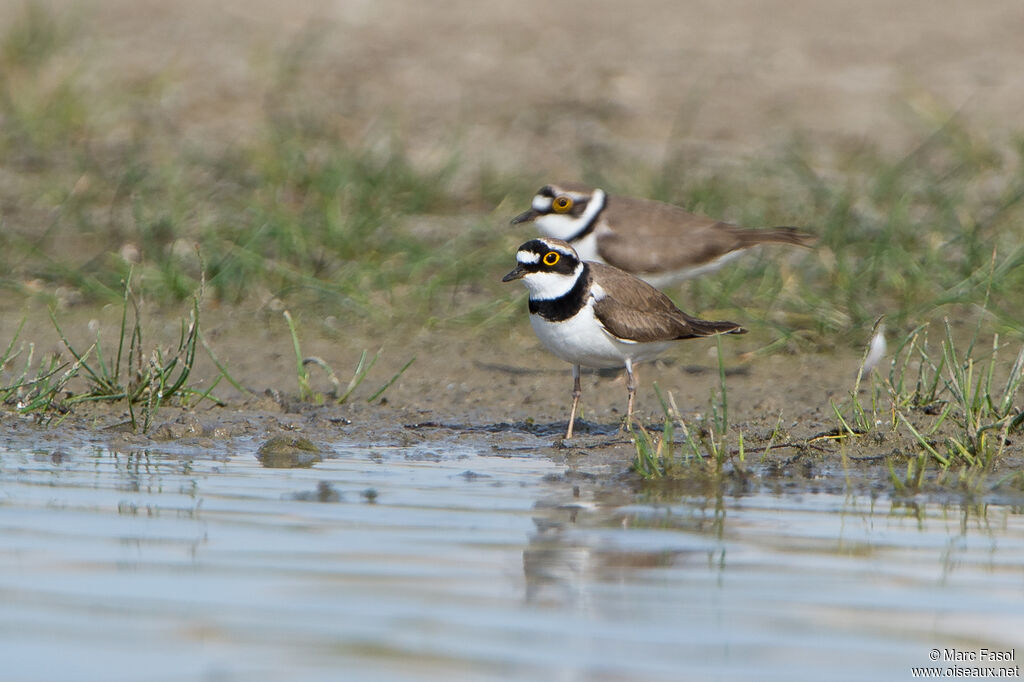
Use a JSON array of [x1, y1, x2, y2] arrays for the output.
[[529, 264, 591, 322]]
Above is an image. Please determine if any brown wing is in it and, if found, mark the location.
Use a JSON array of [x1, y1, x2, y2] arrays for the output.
[[588, 263, 746, 343], [596, 195, 813, 273]]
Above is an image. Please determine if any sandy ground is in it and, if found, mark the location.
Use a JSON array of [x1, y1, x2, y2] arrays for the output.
[[11, 0, 1024, 175]]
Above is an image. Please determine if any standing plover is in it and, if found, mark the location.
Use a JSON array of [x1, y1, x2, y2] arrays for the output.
[[502, 237, 746, 438], [511, 183, 814, 288]]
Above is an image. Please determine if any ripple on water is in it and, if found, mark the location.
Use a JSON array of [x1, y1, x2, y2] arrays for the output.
[[1, 435, 1023, 682]]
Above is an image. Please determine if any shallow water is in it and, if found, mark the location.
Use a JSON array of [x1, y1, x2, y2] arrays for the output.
[[1, 430, 1022, 682]]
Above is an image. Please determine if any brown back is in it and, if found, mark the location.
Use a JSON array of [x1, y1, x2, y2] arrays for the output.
[[596, 194, 814, 273], [588, 262, 746, 343]]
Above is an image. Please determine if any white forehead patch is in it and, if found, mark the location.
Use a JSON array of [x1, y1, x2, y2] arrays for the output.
[[532, 195, 552, 211], [517, 251, 540, 264]]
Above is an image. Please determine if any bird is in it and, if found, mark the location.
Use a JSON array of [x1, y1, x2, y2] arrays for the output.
[[511, 182, 815, 288], [501, 237, 746, 439]]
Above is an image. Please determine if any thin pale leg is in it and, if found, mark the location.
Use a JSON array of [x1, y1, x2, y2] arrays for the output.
[[565, 364, 582, 439], [624, 359, 637, 429]]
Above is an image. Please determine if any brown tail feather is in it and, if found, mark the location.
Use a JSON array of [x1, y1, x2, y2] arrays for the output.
[[686, 316, 747, 337], [739, 226, 816, 248]]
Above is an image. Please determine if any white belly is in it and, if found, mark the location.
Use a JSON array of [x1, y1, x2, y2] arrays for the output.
[[529, 305, 672, 369]]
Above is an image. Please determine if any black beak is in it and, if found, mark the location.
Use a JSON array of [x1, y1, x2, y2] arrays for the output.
[[501, 264, 526, 282], [510, 208, 541, 225]]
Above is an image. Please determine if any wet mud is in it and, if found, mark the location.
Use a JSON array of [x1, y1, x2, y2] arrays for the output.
[[5, 309, 1020, 503]]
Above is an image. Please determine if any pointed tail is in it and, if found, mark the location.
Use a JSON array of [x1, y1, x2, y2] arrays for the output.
[[739, 226, 817, 248], [684, 316, 747, 338]]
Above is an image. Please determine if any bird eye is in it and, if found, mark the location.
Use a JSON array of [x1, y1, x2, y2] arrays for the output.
[[552, 196, 573, 213], [543, 251, 560, 266]]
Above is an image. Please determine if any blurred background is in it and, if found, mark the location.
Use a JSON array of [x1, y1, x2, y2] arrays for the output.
[[2, 0, 1023, 344], [5, 1, 1022, 170]]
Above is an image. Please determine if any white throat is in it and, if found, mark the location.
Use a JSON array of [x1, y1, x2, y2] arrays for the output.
[[569, 230, 601, 262], [522, 263, 584, 301]]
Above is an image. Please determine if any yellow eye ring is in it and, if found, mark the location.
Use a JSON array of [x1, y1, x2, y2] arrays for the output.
[[552, 196, 573, 213], [543, 251, 560, 266]]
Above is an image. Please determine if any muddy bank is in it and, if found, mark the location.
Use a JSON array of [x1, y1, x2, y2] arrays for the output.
[[4, 305, 1021, 501]]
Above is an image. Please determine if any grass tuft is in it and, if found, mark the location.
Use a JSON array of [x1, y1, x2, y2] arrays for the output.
[[832, 312, 1024, 492], [284, 311, 415, 405], [45, 272, 226, 431], [0, 317, 82, 421], [631, 384, 738, 481]]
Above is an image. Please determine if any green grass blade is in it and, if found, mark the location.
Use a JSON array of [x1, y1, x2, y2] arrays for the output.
[[367, 356, 416, 403]]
